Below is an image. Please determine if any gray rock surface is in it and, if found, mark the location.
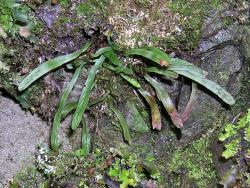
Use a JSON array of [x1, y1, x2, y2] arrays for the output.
[[0, 94, 71, 187]]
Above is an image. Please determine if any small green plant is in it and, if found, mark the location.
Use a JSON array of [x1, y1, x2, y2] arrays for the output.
[[108, 158, 139, 188], [108, 146, 160, 188], [18, 38, 235, 151], [219, 108, 250, 159]]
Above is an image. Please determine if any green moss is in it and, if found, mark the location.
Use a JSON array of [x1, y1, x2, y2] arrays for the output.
[[0, 0, 16, 34], [0, 41, 45, 109], [14, 147, 108, 187], [108, 145, 160, 187], [108, 157, 139, 188], [167, 0, 220, 50], [0, 0, 32, 37], [126, 99, 150, 133], [168, 137, 216, 187], [223, 17, 235, 27], [76, 0, 108, 17], [30, 17, 44, 35], [9, 167, 48, 188], [219, 108, 250, 159], [60, 0, 70, 8]]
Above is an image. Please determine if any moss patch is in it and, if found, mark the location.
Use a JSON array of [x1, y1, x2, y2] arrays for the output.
[[168, 137, 216, 187]]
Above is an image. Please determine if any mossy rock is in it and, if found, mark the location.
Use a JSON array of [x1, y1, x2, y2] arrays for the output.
[[1, 0, 250, 187]]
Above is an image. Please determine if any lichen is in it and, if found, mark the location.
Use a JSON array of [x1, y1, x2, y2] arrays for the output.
[[102, 0, 223, 50]]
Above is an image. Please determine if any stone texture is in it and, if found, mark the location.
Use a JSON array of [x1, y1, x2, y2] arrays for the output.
[[0, 94, 71, 187]]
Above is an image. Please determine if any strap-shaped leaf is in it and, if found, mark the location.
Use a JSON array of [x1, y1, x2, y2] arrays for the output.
[[125, 48, 170, 67], [81, 117, 90, 156], [139, 89, 162, 130], [107, 35, 121, 51], [169, 66, 235, 105], [104, 50, 123, 66], [18, 41, 92, 91], [169, 58, 207, 78], [145, 67, 178, 79], [104, 63, 133, 75], [50, 64, 84, 150], [182, 82, 198, 123], [144, 74, 183, 128], [141, 46, 171, 62], [92, 46, 113, 58], [120, 73, 141, 88], [93, 46, 126, 68], [109, 99, 131, 144], [61, 92, 110, 119], [71, 55, 105, 130], [144, 74, 176, 113]]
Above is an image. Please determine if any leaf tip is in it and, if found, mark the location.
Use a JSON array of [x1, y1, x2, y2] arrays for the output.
[[152, 122, 162, 130], [18, 83, 25, 91]]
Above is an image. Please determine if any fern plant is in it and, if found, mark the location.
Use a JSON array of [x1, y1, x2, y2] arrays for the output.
[[18, 39, 235, 151]]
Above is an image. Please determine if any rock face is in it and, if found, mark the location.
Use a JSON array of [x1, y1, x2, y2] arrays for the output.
[[0, 93, 72, 187], [0, 94, 48, 186], [0, 0, 249, 187]]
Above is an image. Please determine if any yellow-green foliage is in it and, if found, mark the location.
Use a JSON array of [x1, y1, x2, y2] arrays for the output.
[[108, 158, 139, 188], [0, 0, 16, 33], [108, 146, 160, 188], [168, 138, 216, 187], [219, 108, 250, 159]]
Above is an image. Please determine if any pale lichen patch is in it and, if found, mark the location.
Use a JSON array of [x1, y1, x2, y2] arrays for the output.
[[107, 0, 182, 49]]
